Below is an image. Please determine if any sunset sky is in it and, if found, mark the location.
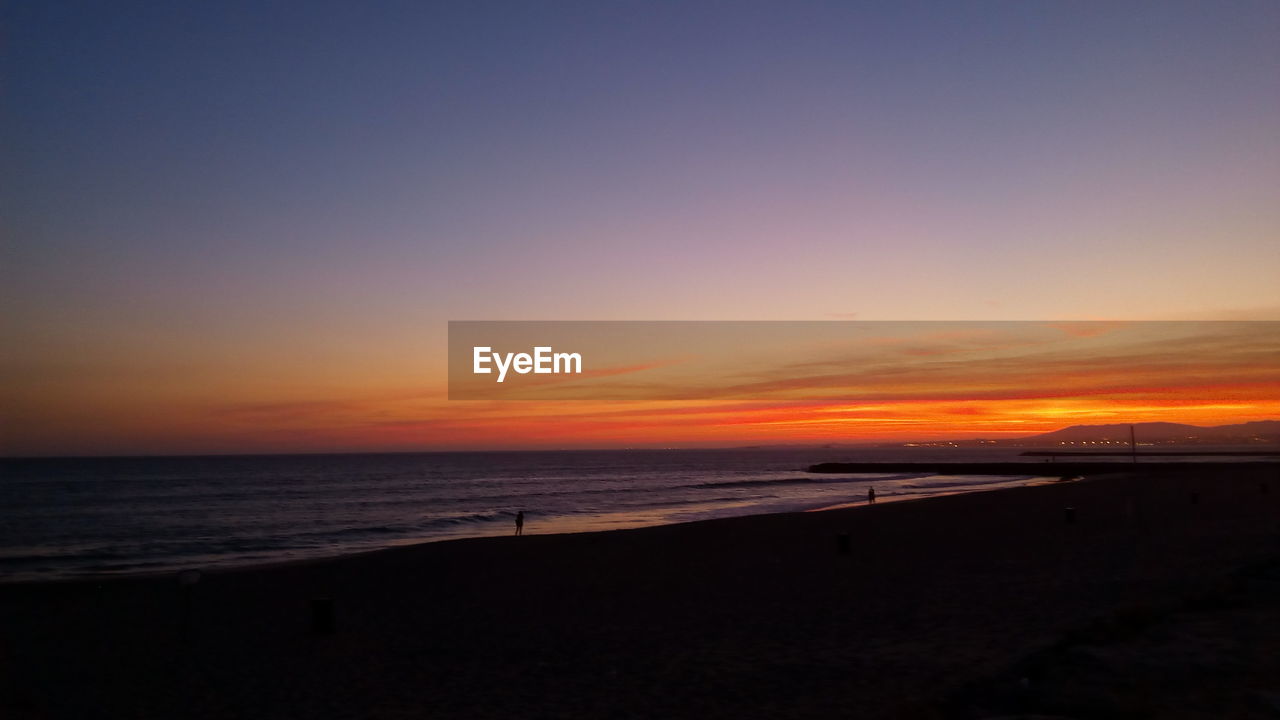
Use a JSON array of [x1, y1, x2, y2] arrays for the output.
[[3, 2, 1279, 456]]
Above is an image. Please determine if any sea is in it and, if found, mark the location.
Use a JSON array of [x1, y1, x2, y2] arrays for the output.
[[0, 447, 1124, 582]]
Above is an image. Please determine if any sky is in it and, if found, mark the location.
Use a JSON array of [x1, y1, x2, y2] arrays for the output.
[[3, 1, 1279, 455]]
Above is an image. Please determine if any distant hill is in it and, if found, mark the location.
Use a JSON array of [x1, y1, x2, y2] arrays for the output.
[[1018, 421, 1280, 446]]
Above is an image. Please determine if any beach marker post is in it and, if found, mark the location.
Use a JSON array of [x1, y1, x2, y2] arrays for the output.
[[311, 597, 335, 634]]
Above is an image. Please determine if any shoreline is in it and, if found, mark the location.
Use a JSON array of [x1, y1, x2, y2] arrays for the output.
[[4, 464, 1278, 719], [4, 463, 1268, 588], [1, 468, 1072, 587]]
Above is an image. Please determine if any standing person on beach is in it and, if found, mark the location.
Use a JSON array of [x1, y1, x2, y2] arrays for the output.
[[868, 487, 876, 505], [515, 510, 524, 536]]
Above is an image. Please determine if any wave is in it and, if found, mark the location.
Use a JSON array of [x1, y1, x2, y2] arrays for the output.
[[424, 511, 509, 526], [691, 473, 928, 490]]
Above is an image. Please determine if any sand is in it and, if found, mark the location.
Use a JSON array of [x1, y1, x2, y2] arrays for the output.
[[2, 464, 1278, 719]]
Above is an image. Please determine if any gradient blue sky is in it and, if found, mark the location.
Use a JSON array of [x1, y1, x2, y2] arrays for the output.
[[3, 1, 1279, 454]]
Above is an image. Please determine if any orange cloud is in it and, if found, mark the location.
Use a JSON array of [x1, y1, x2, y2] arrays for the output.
[[6, 322, 1275, 454]]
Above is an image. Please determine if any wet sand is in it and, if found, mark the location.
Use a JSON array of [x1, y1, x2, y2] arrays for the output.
[[2, 464, 1278, 719]]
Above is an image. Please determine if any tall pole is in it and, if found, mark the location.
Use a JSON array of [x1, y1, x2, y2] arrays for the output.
[[1130, 424, 1137, 464]]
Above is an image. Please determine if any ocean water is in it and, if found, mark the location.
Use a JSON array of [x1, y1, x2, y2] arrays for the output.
[[0, 447, 1070, 581]]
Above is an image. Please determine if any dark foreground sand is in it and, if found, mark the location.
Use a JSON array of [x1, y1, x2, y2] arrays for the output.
[[3, 465, 1279, 719]]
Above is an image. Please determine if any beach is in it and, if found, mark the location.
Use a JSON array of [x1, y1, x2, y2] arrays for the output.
[[3, 463, 1278, 719]]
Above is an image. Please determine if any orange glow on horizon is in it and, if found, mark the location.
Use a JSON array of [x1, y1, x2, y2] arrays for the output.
[[5, 322, 1277, 455], [159, 385, 1280, 453]]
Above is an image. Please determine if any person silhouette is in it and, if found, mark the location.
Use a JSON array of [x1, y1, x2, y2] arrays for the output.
[[868, 487, 876, 505], [515, 510, 524, 536]]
